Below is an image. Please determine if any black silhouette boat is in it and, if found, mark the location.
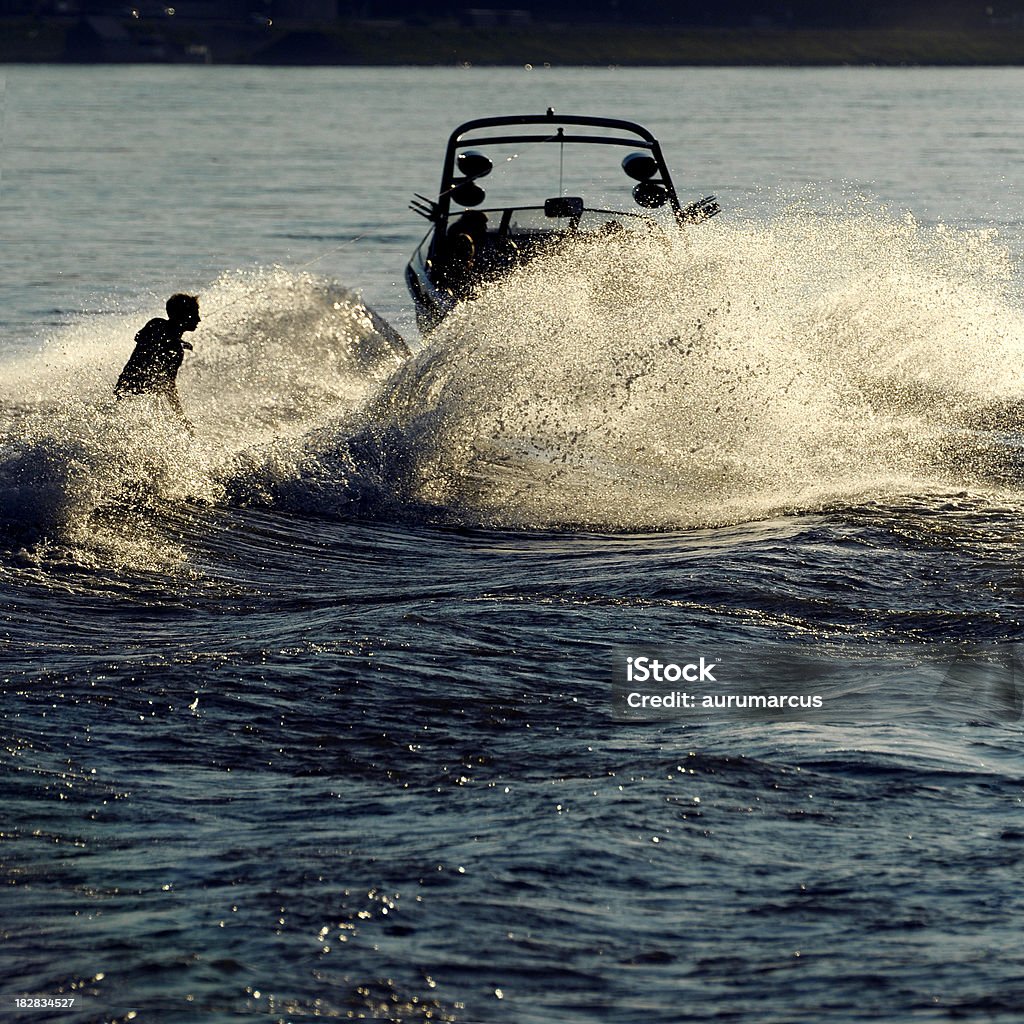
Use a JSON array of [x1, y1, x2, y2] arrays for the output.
[[405, 109, 719, 332]]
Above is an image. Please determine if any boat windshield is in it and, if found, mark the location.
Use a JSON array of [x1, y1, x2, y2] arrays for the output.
[[447, 138, 670, 220], [502, 207, 651, 236]]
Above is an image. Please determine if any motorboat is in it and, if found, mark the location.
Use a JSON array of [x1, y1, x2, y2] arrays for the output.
[[405, 109, 719, 332]]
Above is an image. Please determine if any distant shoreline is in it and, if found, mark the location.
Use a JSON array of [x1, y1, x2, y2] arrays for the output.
[[4, 19, 1024, 67]]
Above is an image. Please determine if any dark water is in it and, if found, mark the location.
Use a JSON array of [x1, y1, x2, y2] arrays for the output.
[[7, 496, 1024, 1023], [4, 67, 1024, 1023]]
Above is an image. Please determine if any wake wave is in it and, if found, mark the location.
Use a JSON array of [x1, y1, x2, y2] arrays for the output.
[[0, 268, 406, 551], [4, 207, 1024, 550], [237, 207, 1024, 530]]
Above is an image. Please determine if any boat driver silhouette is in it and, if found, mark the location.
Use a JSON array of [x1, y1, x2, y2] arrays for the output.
[[439, 211, 489, 298], [115, 293, 200, 430]]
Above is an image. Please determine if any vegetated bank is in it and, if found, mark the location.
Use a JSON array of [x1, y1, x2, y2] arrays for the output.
[[3, 18, 1024, 66]]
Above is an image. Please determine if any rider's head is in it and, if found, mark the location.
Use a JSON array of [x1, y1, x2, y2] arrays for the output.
[[166, 293, 201, 331]]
